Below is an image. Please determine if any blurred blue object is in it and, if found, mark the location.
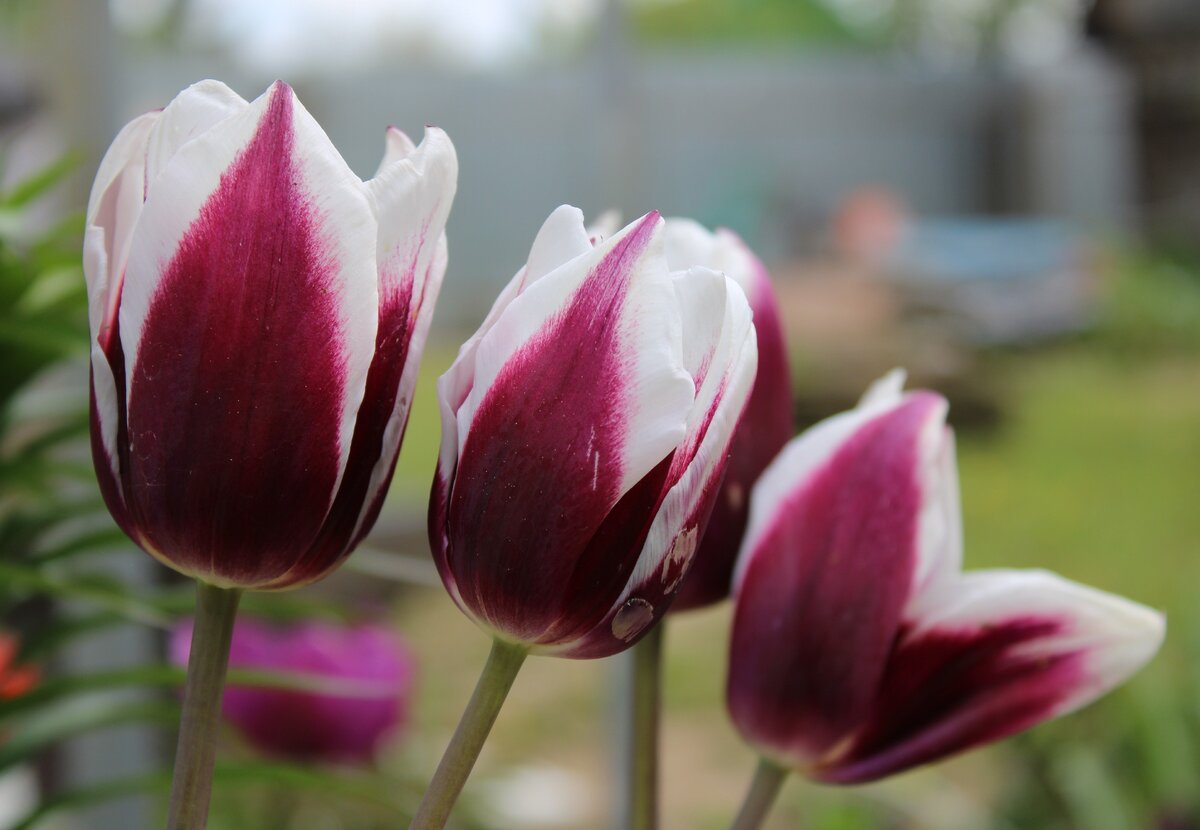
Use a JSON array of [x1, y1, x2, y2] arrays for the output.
[[888, 217, 1095, 345]]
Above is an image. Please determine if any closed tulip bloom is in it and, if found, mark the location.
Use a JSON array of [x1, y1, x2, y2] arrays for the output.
[[662, 220, 793, 611], [84, 80, 456, 589], [728, 371, 1164, 785], [171, 618, 413, 763], [429, 207, 758, 659]]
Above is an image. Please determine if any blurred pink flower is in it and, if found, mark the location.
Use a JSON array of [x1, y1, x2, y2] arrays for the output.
[[171, 617, 413, 763]]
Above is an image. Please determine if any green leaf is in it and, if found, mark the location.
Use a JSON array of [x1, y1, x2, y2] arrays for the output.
[[0, 562, 174, 628], [0, 154, 79, 210], [0, 697, 179, 774]]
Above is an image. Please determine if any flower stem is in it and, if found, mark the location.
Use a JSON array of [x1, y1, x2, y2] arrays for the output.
[[625, 622, 665, 830], [409, 638, 528, 830], [730, 757, 788, 830], [166, 581, 242, 830]]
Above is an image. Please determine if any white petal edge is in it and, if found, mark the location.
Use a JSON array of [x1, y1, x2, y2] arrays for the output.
[[350, 127, 458, 540], [373, 125, 419, 177], [620, 269, 758, 605], [89, 344, 123, 498], [433, 205, 590, 483], [732, 370, 918, 594], [121, 82, 379, 499], [907, 568, 1165, 717], [84, 111, 159, 344], [454, 211, 694, 496], [143, 80, 248, 190]]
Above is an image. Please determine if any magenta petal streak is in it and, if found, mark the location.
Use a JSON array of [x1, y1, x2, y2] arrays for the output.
[[817, 616, 1084, 783], [728, 394, 942, 762], [442, 215, 661, 645], [124, 87, 346, 586]]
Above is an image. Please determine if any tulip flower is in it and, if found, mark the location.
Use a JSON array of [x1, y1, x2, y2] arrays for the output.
[[170, 618, 414, 763], [85, 79, 456, 590], [662, 220, 793, 612], [414, 207, 758, 829], [84, 79, 456, 830], [725, 371, 1165, 829]]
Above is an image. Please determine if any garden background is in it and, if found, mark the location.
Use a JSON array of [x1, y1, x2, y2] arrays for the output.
[[1, 0, 1198, 827]]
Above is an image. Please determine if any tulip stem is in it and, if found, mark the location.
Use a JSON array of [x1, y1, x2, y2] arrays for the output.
[[409, 637, 527, 830], [625, 622, 665, 830], [166, 581, 242, 830], [730, 757, 788, 830]]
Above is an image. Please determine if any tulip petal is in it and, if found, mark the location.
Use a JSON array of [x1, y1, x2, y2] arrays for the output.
[[373, 125, 418, 175], [84, 111, 159, 351], [671, 226, 794, 610], [278, 127, 457, 588], [439, 212, 695, 642], [119, 81, 378, 586], [727, 392, 948, 763], [143, 80, 247, 188], [432, 205, 594, 497], [559, 268, 759, 657], [818, 570, 1165, 783]]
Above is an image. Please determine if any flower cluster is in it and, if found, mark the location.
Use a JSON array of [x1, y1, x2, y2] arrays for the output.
[[81, 80, 1166, 830]]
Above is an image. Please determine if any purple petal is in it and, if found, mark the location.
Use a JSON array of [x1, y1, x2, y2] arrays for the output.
[[442, 213, 677, 644], [817, 570, 1164, 783], [727, 393, 945, 765], [271, 128, 456, 588], [120, 82, 376, 587]]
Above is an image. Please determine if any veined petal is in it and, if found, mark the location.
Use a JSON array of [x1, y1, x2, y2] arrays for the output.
[[558, 269, 758, 658], [441, 212, 694, 643], [276, 127, 457, 589], [818, 569, 1165, 783], [727, 392, 947, 765], [119, 81, 378, 588]]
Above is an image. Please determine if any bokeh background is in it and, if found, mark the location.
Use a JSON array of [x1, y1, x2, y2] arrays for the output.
[[1, 0, 1199, 827]]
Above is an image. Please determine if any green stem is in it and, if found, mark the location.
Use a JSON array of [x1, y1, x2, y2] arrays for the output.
[[729, 758, 788, 830], [409, 638, 528, 829], [166, 581, 242, 830], [625, 622, 665, 830]]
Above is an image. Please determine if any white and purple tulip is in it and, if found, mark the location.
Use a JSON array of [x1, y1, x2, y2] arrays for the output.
[[728, 371, 1164, 783], [661, 220, 793, 611], [85, 80, 457, 589], [429, 207, 758, 659]]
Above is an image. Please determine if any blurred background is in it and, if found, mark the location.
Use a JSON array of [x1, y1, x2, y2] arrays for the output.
[[1, 0, 1199, 827]]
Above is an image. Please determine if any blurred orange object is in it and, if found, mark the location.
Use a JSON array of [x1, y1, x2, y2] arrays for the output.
[[831, 187, 911, 266], [0, 632, 38, 700]]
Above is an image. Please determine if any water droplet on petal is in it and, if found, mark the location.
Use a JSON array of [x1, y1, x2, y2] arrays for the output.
[[611, 598, 655, 642]]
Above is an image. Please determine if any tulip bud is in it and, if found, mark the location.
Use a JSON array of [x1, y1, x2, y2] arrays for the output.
[[171, 618, 413, 762], [728, 371, 1165, 783], [84, 80, 457, 589], [429, 207, 758, 659], [660, 220, 793, 611]]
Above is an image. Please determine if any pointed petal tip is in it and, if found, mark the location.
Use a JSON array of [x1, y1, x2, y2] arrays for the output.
[[858, 368, 908, 408]]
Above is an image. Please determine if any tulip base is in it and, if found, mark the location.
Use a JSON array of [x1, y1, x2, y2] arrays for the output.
[[167, 581, 242, 830], [730, 758, 788, 830], [410, 637, 528, 829], [625, 622, 665, 830]]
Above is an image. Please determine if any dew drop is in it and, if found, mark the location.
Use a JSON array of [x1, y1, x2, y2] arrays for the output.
[[611, 597, 655, 642]]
